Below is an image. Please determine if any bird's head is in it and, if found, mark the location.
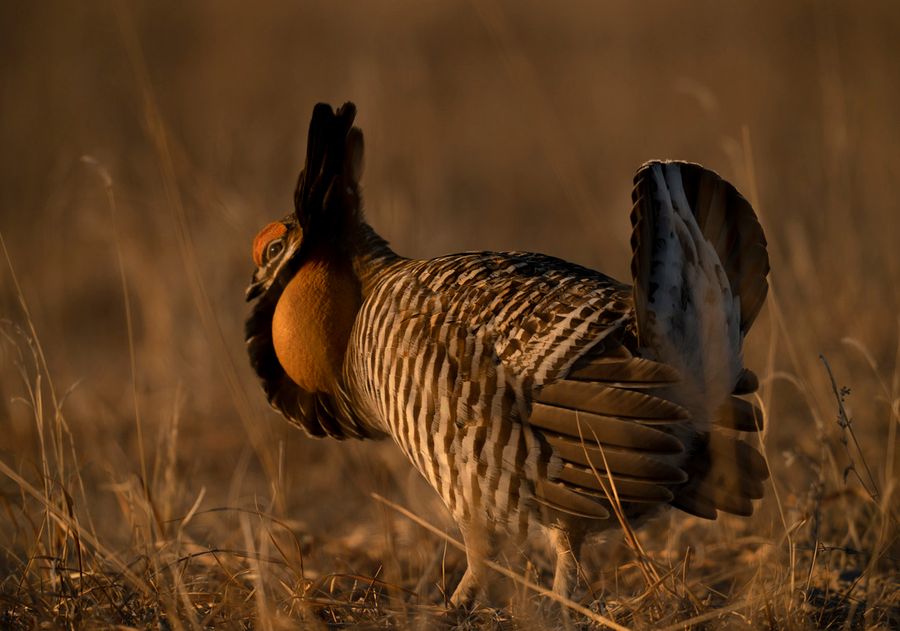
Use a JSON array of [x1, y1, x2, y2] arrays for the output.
[[244, 102, 372, 439], [245, 101, 363, 304], [245, 216, 303, 302]]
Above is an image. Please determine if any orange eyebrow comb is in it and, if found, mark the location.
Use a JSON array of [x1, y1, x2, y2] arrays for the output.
[[252, 221, 288, 267]]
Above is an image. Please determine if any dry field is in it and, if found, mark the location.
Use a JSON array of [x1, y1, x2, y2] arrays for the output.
[[1, 2, 898, 628]]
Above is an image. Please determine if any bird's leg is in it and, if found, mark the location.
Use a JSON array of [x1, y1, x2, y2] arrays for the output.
[[550, 526, 582, 599], [449, 523, 494, 607], [449, 564, 480, 607]]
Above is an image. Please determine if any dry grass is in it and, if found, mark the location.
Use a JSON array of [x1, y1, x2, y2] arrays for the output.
[[1, 1, 898, 628]]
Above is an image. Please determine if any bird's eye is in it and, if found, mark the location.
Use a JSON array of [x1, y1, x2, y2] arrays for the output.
[[264, 238, 284, 263]]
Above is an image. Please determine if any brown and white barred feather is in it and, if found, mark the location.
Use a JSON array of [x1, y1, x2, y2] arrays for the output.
[[343, 159, 771, 535], [343, 253, 635, 535], [246, 103, 771, 604]]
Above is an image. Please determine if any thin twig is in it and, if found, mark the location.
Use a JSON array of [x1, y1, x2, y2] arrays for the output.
[[819, 354, 880, 501]]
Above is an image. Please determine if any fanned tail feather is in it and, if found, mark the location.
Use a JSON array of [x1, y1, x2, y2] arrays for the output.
[[630, 161, 770, 519]]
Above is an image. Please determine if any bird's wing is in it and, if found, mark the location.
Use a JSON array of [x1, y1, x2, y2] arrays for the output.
[[370, 252, 692, 521], [514, 303, 762, 523], [526, 334, 694, 521]]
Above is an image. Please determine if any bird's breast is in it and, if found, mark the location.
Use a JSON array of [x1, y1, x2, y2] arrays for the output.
[[272, 256, 360, 395]]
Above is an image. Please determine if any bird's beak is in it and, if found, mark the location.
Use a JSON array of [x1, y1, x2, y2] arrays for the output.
[[245, 273, 265, 302]]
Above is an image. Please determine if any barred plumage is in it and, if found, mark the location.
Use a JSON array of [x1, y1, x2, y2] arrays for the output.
[[245, 103, 770, 605]]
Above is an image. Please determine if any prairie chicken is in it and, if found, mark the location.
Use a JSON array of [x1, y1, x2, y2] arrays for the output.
[[245, 102, 769, 604]]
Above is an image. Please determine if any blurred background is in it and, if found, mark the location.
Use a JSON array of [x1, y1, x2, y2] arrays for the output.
[[1, 1, 897, 626]]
